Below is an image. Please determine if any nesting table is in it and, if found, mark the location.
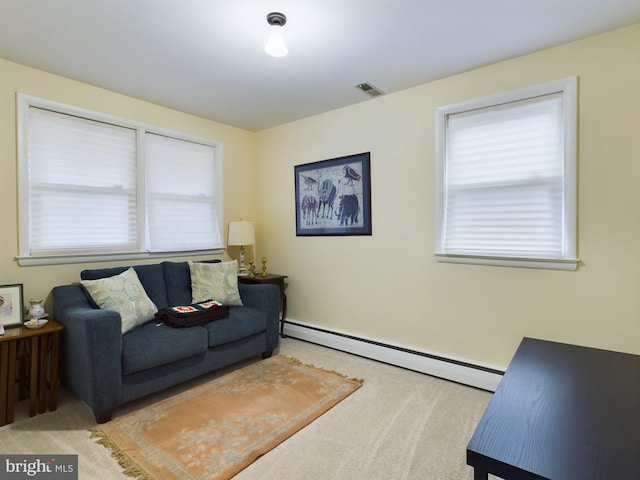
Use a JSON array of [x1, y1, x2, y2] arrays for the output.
[[0, 320, 63, 426], [467, 337, 640, 479]]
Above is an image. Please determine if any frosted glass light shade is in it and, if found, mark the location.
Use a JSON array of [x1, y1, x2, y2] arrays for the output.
[[265, 27, 288, 57]]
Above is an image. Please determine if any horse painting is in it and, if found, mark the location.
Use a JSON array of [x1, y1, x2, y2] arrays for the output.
[[295, 152, 371, 236]]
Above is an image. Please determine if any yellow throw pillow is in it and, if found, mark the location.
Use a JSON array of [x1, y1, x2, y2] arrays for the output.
[[81, 267, 158, 334], [189, 260, 243, 306]]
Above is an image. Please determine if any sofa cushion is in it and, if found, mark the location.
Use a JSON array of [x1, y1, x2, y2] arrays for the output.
[[81, 263, 170, 309], [205, 306, 266, 347], [122, 322, 208, 375], [162, 260, 221, 307], [81, 267, 158, 334], [189, 260, 243, 306]]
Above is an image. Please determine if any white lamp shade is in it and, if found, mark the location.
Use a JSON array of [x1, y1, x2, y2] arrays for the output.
[[228, 221, 256, 246]]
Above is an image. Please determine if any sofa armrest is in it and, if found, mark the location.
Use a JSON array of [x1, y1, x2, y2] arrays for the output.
[[238, 283, 280, 350], [52, 285, 123, 417]]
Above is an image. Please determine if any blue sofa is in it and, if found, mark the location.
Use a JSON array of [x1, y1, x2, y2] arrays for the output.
[[52, 260, 280, 423]]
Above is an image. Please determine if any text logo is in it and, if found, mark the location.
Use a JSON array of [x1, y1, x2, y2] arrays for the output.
[[0, 455, 77, 479]]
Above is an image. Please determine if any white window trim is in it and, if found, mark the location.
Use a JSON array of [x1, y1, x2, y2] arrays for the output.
[[434, 77, 579, 271], [16, 94, 225, 266]]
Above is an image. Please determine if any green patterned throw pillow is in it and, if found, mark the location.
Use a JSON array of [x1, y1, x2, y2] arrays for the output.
[[81, 267, 158, 334], [189, 260, 243, 306]]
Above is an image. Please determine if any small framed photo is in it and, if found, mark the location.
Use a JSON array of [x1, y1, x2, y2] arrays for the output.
[[0, 284, 24, 327], [295, 152, 372, 236]]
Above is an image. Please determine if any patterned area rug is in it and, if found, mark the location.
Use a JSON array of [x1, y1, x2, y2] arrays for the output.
[[90, 356, 362, 480]]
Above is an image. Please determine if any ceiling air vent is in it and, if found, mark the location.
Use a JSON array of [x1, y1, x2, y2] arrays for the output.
[[355, 82, 384, 97]]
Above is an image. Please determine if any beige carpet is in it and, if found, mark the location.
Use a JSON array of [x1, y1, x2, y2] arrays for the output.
[[90, 356, 362, 480], [0, 338, 493, 479]]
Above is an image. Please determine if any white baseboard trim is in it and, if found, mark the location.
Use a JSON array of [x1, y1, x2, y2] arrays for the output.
[[283, 321, 503, 392]]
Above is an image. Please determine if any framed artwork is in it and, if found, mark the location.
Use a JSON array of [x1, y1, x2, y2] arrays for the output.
[[0, 284, 24, 327], [295, 152, 372, 236]]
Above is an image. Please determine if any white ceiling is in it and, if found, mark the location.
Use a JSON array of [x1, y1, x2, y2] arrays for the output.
[[1, 0, 640, 131]]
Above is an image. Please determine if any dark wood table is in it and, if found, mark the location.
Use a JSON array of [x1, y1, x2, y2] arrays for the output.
[[467, 337, 640, 480], [238, 274, 288, 337], [0, 320, 63, 426]]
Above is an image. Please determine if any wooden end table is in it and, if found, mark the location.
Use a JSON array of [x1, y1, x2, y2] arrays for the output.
[[0, 319, 63, 426], [238, 274, 288, 338]]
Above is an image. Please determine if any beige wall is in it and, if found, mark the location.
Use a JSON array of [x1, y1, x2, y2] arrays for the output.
[[2, 24, 638, 370], [256, 24, 640, 369], [0, 58, 258, 310]]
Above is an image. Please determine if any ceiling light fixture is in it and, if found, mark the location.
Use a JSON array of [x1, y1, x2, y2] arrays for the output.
[[265, 12, 288, 58]]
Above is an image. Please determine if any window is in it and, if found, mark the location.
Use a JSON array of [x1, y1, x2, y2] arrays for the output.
[[145, 133, 222, 252], [435, 77, 578, 270], [17, 95, 224, 265]]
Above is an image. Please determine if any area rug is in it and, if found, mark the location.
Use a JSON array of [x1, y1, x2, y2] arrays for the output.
[[90, 356, 362, 480]]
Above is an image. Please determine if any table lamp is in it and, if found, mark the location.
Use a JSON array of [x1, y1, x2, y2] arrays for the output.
[[228, 220, 255, 276]]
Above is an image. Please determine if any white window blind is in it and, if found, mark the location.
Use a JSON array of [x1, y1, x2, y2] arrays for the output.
[[17, 95, 224, 265], [435, 78, 577, 270], [146, 134, 223, 252], [27, 107, 138, 255]]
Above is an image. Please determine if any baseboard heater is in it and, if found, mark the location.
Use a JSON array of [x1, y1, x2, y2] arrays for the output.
[[283, 321, 504, 392]]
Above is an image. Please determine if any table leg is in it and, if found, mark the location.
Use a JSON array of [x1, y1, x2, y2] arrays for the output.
[[49, 332, 60, 411], [38, 334, 48, 414], [18, 339, 28, 400], [29, 336, 38, 417], [6, 341, 16, 424], [280, 291, 287, 338], [473, 468, 489, 480], [0, 342, 8, 426]]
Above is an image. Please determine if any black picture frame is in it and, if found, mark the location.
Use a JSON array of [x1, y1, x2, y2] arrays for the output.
[[295, 152, 372, 236], [0, 283, 24, 327]]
